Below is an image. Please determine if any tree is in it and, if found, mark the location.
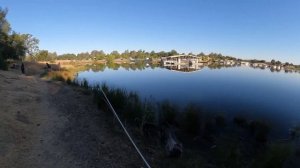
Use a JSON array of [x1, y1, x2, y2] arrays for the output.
[[0, 7, 11, 34], [169, 49, 178, 56], [48, 52, 57, 61], [77, 52, 90, 60], [0, 7, 11, 69], [110, 50, 120, 59], [96, 50, 106, 60], [0, 7, 39, 69], [91, 50, 105, 60], [23, 34, 39, 57], [57, 53, 76, 60], [198, 52, 205, 57], [35, 50, 57, 62], [121, 50, 130, 59], [136, 50, 146, 59], [275, 61, 281, 65], [35, 50, 49, 61], [271, 59, 276, 65], [129, 50, 137, 59], [0, 31, 27, 61], [149, 51, 158, 58], [157, 51, 168, 57], [9, 32, 27, 59], [106, 54, 115, 64]]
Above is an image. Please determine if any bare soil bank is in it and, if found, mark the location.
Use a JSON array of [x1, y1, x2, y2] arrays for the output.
[[0, 64, 144, 168]]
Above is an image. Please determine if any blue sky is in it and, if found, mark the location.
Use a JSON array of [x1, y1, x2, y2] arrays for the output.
[[2, 0, 300, 63]]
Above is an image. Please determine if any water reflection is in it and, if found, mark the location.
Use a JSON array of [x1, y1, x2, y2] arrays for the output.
[[82, 61, 300, 74], [165, 64, 204, 73], [76, 62, 300, 137]]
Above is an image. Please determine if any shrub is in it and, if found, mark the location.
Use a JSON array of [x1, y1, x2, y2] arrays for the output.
[[183, 104, 201, 135], [249, 120, 271, 144], [81, 78, 89, 89], [159, 101, 178, 125], [252, 144, 292, 168], [109, 88, 128, 109], [52, 74, 65, 82], [66, 78, 72, 85], [212, 141, 243, 168], [215, 115, 226, 128], [101, 83, 109, 94], [100, 85, 155, 127], [91, 84, 106, 108], [139, 99, 156, 124], [124, 91, 143, 124], [233, 116, 248, 128]]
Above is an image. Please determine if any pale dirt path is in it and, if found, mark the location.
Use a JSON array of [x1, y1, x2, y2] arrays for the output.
[[0, 69, 144, 168]]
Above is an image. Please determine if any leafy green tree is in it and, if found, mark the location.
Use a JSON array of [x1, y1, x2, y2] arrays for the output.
[[0, 7, 11, 66], [0, 7, 39, 69], [271, 59, 276, 65], [106, 54, 115, 64], [0, 31, 27, 61], [198, 52, 205, 57], [157, 51, 168, 57], [110, 50, 120, 59], [9, 32, 27, 59], [34, 50, 56, 61], [57, 53, 77, 60], [150, 50, 158, 58], [35, 50, 49, 61], [0, 7, 10, 34], [121, 50, 130, 59], [169, 49, 178, 56], [23, 34, 39, 57], [91, 50, 105, 60], [275, 61, 281, 65], [77, 52, 90, 60], [136, 50, 146, 59], [48, 52, 57, 61], [129, 50, 137, 59]]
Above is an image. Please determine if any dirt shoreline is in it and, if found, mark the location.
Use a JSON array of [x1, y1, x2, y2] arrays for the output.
[[0, 65, 145, 168]]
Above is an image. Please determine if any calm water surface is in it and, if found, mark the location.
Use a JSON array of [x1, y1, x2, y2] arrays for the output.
[[77, 66, 300, 136]]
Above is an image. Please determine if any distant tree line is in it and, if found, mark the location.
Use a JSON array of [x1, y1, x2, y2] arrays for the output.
[[0, 7, 39, 69], [28, 48, 240, 62], [270, 59, 295, 66], [29, 49, 181, 62]]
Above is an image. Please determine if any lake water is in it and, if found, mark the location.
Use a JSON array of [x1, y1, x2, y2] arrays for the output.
[[77, 65, 300, 137]]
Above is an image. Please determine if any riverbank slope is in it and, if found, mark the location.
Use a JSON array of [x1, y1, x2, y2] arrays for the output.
[[0, 64, 144, 168]]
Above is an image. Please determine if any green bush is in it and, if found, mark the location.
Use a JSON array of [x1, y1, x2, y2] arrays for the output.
[[52, 74, 65, 82], [183, 104, 201, 135], [252, 144, 292, 168], [91, 84, 106, 108], [249, 120, 271, 144], [159, 101, 178, 125], [233, 116, 248, 128], [123, 91, 144, 124], [109, 88, 128, 109], [99, 85, 154, 126], [215, 115, 226, 128]]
